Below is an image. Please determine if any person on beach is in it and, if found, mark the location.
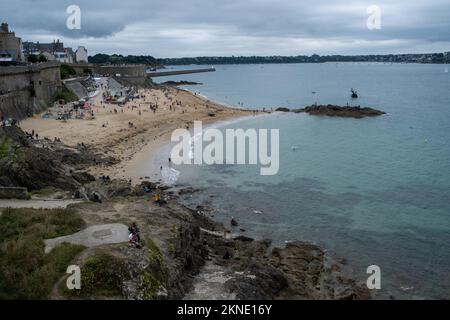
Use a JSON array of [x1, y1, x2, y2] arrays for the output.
[[154, 192, 162, 206]]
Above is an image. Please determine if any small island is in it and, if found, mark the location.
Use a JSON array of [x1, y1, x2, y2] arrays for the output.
[[276, 105, 385, 118]]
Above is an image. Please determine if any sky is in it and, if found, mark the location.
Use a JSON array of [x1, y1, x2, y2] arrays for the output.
[[2, 0, 450, 57]]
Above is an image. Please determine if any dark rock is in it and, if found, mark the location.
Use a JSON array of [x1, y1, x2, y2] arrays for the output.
[[293, 104, 385, 118], [234, 235, 254, 242], [224, 263, 289, 300], [161, 80, 202, 86], [72, 171, 96, 184]]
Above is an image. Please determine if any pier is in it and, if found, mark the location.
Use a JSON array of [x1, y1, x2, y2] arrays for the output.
[[147, 67, 215, 77]]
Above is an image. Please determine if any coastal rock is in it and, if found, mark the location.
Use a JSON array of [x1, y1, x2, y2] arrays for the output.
[[83, 179, 134, 201], [161, 80, 202, 86], [224, 263, 289, 300], [294, 104, 385, 118], [268, 241, 370, 299], [72, 171, 96, 184]]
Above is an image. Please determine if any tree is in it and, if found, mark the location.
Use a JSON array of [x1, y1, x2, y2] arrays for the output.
[[27, 55, 38, 63], [60, 64, 77, 79]]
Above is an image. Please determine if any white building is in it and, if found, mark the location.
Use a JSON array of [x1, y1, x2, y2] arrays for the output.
[[54, 51, 71, 63], [75, 46, 88, 63]]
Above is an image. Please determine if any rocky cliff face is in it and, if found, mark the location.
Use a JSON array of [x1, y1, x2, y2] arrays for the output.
[[0, 126, 108, 191]]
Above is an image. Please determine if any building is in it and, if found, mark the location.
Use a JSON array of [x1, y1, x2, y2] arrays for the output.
[[0, 22, 24, 62], [65, 47, 75, 63], [23, 40, 76, 63], [40, 51, 55, 61], [75, 46, 88, 63], [53, 51, 71, 63], [107, 77, 130, 99]]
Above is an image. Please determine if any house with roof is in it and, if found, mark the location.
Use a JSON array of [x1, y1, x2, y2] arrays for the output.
[[0, 22, 24, 62], [75, 46, 88, 63]]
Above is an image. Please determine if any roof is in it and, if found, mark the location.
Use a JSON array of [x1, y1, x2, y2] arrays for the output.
[[0, 50, 14, 56]]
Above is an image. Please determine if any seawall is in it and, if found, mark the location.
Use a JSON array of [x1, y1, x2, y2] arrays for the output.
[[0, 61, 61, 119]]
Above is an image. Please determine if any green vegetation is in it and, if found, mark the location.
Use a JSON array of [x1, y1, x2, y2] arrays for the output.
[[60, 64, 77, 79], [27, 54, 47, 63], [88, 53, 158, 65], [29, 186, 63, 198], [61, 237, 169, 300], [140, 237, 168, 300], [0, 136, 11, 159], [62, 253, 127, 298], [158, 53, 450, 65], [168, 225, 178, 255], [0, 208, 85, 299], [53, 85, 78, 103]]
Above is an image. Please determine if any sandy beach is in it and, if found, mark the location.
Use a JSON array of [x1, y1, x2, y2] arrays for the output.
[[20, 83, 252, 183]]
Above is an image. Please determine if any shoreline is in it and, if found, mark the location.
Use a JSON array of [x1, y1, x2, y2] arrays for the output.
[[13, 82, 373, 300], [20, 84, 254, 184]]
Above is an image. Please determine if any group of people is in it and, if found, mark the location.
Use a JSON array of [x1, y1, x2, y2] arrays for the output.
[[25, 129, 38, 140], [100, 175, 111, 183], [1, 116, 18, 127], [128, 222, 142, 248]]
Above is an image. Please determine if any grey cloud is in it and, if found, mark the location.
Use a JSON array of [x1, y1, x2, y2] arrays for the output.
[[1, 0, 450, 56]]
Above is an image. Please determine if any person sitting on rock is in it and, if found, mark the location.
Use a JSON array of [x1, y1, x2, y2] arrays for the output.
[[128, 223, 142, 248]]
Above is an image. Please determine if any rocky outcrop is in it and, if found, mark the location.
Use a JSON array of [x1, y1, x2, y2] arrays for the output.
[[0, 126, 110, 192], [294, 104, 385, 118], [198, 228, 370, 300], [275, 107, 290, 112], [269, 241, 370, 299], [161, 80, 202, 86]]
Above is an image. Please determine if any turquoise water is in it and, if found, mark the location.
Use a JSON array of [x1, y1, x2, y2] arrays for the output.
[[155, 63, 450, 299]]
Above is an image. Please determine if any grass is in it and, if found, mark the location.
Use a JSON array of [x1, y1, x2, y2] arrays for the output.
[[30, 186, 62, 198], [140, 237, 169, 300], [61, 251, 127, 299], [0, 137, 11, 159], [0, 208, 86, 299], [60, 237, 169, 300], [80, 254, 125, 296], [53, 86, 78, 103]]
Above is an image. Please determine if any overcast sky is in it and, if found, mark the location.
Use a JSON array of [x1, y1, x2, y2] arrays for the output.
[[2, 0, 450, 57]]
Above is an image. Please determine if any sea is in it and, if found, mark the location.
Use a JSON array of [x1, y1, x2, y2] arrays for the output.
[[153, 63, 450, 299]]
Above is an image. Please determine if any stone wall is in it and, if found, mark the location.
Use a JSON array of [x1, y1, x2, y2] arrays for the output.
[[96, 65, 146, 77], [0, 61, 61, 119], [69, 64, 146, 78]]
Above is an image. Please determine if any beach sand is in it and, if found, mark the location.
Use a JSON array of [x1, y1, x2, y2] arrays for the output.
[[20, 84, 252, 183]]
